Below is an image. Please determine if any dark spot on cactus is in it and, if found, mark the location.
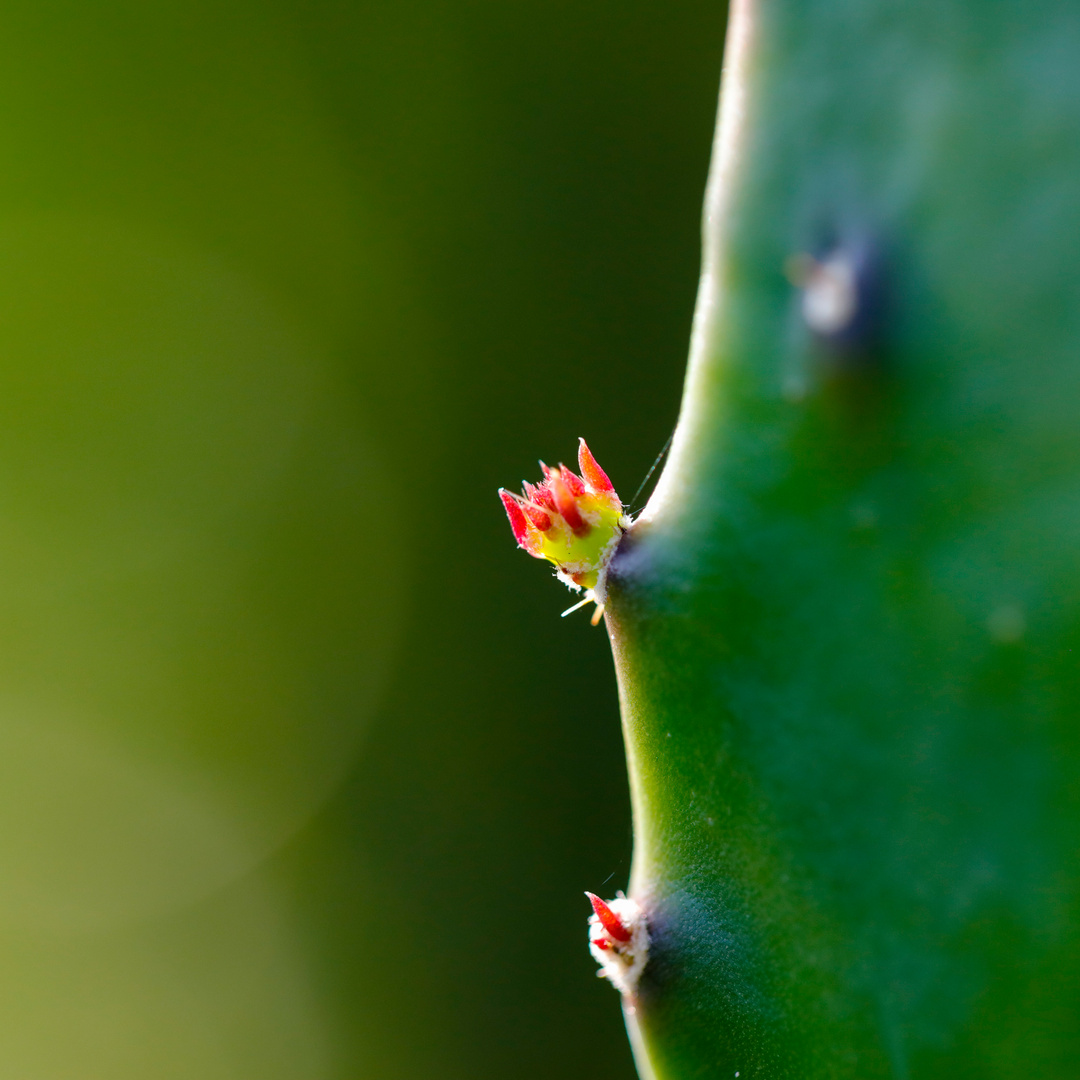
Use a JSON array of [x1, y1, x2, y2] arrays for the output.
[[782, 235, 898, 447], [787, 237, 886, 371]]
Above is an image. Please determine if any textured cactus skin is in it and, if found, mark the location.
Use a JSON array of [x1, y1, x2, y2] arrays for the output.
[[606, 0, 1080, 1076]]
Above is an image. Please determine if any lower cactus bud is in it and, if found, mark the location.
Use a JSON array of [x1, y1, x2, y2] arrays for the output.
[[585, 891, 649, 996]]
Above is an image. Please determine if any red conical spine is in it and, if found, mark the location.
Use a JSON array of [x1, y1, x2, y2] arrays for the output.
[[550, 471, 589, 536], [522, 504, 553, 532], [578, 438, 614, 492], [499, 489, 530, 547], [560, 464, 587, 497], [585, 892, 631, 942]]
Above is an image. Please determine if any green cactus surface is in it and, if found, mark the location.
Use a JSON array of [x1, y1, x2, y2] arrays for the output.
[[606, 0, 1080, 1076]]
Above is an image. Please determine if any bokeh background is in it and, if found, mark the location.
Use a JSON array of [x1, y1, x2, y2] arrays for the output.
[[0, 1, 725, 1076]]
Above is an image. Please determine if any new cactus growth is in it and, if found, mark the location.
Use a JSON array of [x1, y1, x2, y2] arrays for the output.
[[499, 439, 628, 624]]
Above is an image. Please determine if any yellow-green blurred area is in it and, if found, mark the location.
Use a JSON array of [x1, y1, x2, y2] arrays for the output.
[[0, 1, 723, 1076]]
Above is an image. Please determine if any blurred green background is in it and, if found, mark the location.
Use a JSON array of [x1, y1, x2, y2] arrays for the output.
[[0, 1, 725, 1076]]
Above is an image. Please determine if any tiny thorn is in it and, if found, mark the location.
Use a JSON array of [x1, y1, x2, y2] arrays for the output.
[[585, 891, 632, 942], [590, 602, 605, 626], [561, 592, 595, 618]]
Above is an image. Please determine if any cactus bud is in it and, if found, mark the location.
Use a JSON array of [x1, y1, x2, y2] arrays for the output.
[[585, 891, 650, 996], [498, 440, 628, 623]]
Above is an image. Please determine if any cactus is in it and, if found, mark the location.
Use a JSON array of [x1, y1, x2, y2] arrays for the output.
[[598, 0, 1080, 1076]]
